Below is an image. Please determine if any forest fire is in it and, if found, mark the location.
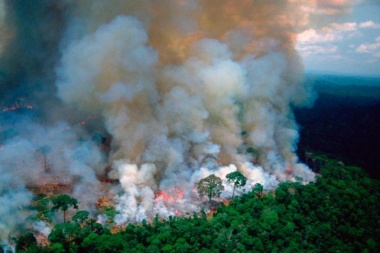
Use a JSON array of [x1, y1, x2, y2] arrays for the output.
[[0, 1, 322, 247], [285, 165, 293, 174], [1, 99, 33, 112], [152, 188, 187, 217], [2, 0, 379, 252], [27, 175, 73, 196], [154, 188, 185, 203]]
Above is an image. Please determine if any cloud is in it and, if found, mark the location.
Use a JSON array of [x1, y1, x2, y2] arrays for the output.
[[359, 21, 380, 29], [297, 22, 358, 44], [324, 22, 357, 32], [297, 29, 339, 43], [356, 36, 380, 57], [297, 20, 380, 58], [297, 20, 379, 46], [296, 22, 359, 58], [297, 44, 338, 56]]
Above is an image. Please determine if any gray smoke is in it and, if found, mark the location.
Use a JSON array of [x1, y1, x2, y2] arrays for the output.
[[0, 0, 355, 242], [56, 1, 318, 224]]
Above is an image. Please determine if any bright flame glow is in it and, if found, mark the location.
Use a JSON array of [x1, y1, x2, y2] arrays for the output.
[[154, 188, 184, 203]]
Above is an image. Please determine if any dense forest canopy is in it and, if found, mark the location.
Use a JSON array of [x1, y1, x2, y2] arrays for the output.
[[4, 155, 379, 253], [0, 1, 379, 252], [296, 74, 380, 180]]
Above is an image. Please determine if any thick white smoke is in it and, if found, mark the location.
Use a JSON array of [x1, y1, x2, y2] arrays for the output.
[[0, 0, 355, 240], [0, 119, 105, 246], [56, 1, 318, 224]]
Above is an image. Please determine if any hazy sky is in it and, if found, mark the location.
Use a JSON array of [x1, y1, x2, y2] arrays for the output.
[[297, 2, 380, 76], [0, 1, 378, 77]]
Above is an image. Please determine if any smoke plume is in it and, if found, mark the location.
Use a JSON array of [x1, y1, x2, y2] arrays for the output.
[[0, 0, 354, 243], [56, 0, 318, 222]]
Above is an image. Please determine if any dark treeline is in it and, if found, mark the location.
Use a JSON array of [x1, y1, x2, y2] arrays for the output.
[[296, 74, 380, 180], [7, 155, 380, 253]]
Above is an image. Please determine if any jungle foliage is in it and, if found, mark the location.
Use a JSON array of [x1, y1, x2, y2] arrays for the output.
[[10, 156, 380, 253]]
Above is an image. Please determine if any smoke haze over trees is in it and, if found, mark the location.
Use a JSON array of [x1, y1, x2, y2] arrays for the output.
[[7, 156, 380, 253], [0, 0, 378, 250]]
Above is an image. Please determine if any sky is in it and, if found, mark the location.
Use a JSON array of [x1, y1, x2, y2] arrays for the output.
[[0, 1, 378, 77], [297, 1, 380, 77]]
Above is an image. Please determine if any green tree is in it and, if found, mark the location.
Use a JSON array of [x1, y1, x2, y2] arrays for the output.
[[16, 232, 39, 253], [51, 194, 78, 223], [48, 222, 81, 253], [32, 194, 53, 222], [104, 206, 117, 227], [81, 233, 125, 253], [45, 243, 65, 253], [72, 210, 89, 225], [226, 171, 247, 198], [253, 183, 264, 197], [197, 174, 224, 204]]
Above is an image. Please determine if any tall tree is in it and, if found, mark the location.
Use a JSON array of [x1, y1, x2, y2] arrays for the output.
[[51, 194, 78, 223], [197, 174, 224, 204], [226, 171, 247, 198], [253, 183, 264, 198]]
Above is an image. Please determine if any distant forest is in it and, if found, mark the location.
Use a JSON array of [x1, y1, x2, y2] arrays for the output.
[[296, 74, 380, 180], [9, 154, 380, 253]]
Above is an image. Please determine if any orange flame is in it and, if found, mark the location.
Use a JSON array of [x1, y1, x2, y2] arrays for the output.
[[154, 188, 184, 203], [2, 100, 33, 112], [285, 165, 293, 174]]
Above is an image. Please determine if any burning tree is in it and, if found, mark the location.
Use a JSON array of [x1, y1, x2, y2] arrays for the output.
[[226, 171, 247, 199], [197, 174, 224, 204]]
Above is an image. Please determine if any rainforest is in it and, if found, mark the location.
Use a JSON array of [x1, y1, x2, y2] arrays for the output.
[[0, 1, 379, 252], [8, 154, 380, 253]]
